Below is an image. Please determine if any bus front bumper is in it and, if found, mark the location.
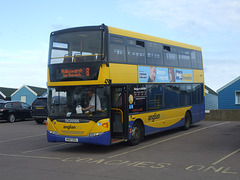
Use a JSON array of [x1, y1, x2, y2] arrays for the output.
[[47, 130, 111, 146]]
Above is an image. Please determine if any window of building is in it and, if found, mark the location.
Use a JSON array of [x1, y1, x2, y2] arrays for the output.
[[235, 91, 240, 104], [21, 96, 26, 103]]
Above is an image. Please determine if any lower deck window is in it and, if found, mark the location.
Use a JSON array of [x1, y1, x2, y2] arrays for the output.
[[129, 83, 204, 113]]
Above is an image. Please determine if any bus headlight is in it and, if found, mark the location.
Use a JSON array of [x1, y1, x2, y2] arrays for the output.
[[48, 130, 60, 135], [89, 132, 104, 137]]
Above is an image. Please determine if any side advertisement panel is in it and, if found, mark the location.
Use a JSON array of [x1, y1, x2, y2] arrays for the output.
[[138, 66, 193, 83]]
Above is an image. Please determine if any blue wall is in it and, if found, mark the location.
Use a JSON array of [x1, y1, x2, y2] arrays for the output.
[[218, 79, 240, 109], [205, 92, 218, 110], [11, 86, 37, 105]]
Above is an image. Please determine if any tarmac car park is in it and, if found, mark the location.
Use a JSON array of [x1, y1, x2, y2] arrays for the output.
[[0, 120, 239, 180]]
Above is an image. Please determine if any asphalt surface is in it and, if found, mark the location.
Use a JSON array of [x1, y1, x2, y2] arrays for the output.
[[0, 119, 239, 180]]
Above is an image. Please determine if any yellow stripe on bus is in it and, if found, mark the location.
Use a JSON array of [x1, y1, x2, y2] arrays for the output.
[[129, 106, 191, 128]]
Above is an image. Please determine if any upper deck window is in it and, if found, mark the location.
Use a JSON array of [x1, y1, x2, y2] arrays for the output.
[[109, 35, 126, 63], [178, 48, 191, 68], [108, 33, 203, 70], [163, 45, 178, 67], [146, 42, 162, 66], [49, 30, 104, 64], [126, 38, 146, 64]]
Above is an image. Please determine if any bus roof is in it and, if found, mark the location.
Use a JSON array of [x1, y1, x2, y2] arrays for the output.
[[50, 24, 201, 51], [108, 26, 202, 51]]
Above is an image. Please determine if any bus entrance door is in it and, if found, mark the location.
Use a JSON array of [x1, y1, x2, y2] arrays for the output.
[[110, 86, 128, 144]]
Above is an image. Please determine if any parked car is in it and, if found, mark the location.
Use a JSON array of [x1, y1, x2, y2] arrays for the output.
[[0, 101, 32, 123], [31, 97, 47, 124]]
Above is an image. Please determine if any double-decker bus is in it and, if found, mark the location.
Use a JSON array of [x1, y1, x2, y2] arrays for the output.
[[46, 24, 204, 145]]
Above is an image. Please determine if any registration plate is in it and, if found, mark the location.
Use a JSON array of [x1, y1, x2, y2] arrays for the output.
[[65, 138, 79, 143]]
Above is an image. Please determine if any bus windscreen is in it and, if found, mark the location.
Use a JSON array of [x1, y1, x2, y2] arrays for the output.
[[49, 30, 104, 64]]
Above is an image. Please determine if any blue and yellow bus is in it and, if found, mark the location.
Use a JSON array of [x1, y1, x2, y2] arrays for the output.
[[46, 24, 204, 145]]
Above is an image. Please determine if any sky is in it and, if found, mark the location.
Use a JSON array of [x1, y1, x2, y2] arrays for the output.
[[1, 0, 240, 91]]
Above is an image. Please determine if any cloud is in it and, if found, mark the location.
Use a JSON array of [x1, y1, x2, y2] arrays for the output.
[[0, 48, 48, 88], [119, 0, 240, 33], [51, 24, 69, 31], [204, 61, 240, 91], [118, 0, 240, 91]]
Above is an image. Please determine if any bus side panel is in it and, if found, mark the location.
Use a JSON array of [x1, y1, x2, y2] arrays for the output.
[[143, 119, 185, 135], [190, 102, 205, 124], [129, 107, 190, 136], [129, 104, 204, 137]]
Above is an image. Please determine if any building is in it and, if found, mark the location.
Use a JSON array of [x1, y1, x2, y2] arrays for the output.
[[0, 87, 17, 101], [217, 76, 240, 109], [11, 85, 47, 105], [205, 85, 218, 110]]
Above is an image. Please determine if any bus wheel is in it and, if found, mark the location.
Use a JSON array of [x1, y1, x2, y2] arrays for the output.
[[182, 111, 191, 130], [8, 113, 16, 123], [128, 121, 142, 146]]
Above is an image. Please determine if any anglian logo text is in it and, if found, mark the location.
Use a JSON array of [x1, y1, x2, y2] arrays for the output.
[[63, 125, 76, 130], [148, 113, 161, 122]]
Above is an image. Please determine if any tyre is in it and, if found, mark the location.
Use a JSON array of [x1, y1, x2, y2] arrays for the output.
[[128, 121, 142, 146], [35, 118, 45, 124], [182, 111, 191, 130], [8, 114, 16, 123]]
